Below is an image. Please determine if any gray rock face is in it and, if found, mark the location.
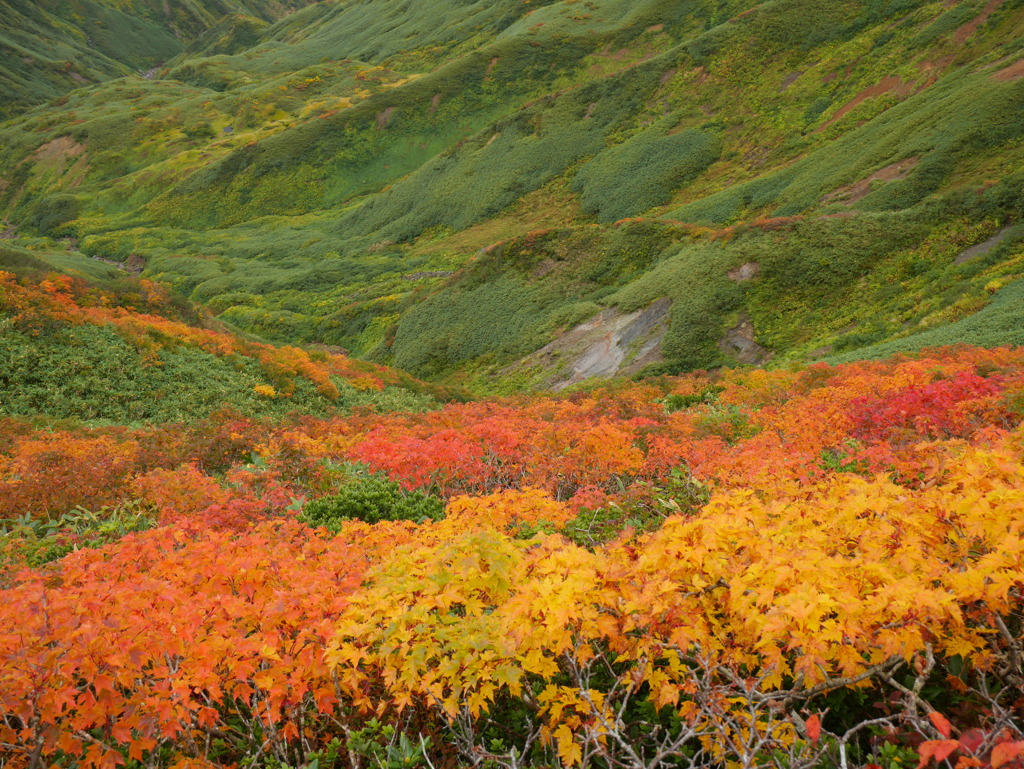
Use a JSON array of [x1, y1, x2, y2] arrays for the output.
[[718, 312, 771, 365], [515, 298, 672, 390], [955, 225, 1014, 265]]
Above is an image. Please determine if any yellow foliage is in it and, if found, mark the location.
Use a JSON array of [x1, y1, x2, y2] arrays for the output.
[[325, 431, 1024, 763]]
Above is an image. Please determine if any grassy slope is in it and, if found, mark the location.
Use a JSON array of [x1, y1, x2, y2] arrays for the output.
[[0, 0, 320, 119], [0, 0, 1022, 387], [0, 243, 450, 423]]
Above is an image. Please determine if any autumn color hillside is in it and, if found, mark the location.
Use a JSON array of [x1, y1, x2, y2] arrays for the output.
[[0, 247, 453, 422], [2, 343, 1024, 768], [1, 0, 1022, 385], [3, 0, 1024, 767]]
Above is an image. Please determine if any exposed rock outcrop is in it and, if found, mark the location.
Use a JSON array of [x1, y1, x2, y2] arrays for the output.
[[515, 298, 671, 390]]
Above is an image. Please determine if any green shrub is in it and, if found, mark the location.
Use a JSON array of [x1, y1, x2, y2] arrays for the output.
[[25, 193, 82, 236], [692, 403, 761, 444], [829, 278, 1024, 363], [572, 128, 721, 222], [561, 467, 708, 548], [662, 386, 723, 412], [0, 501, 157, 573], [299, 475, 445, 531], [0, 321, 435, 424]]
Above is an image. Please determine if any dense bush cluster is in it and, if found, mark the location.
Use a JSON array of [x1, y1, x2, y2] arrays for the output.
[[300, 473, 445, 530], [0, 263, 447, 422], [1, 345, 1024, 768], [573, 128, 720, 222]]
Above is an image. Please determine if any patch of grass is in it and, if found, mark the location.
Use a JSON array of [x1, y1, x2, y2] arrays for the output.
[[0, 500, 156, 574], [829, 277, 1024, 362], [573, 126, 720, 223]]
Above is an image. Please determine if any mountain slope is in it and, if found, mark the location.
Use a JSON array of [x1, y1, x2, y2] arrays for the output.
[[0, 0, 1022, 387], [0, 0, 319, 118], [0, 244, 450, 422]]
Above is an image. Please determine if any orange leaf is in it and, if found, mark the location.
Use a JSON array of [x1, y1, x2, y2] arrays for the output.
[[917, 740, 959, 768], [990, 741, 1024, 769], [930, 712, 952, 739], [806, 714, 821, 744]]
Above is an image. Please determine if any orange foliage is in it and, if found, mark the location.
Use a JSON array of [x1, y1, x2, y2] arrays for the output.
[[1, 343, 1024, 766], [0, 271, 397, 400], [0, 433, 139, 518]]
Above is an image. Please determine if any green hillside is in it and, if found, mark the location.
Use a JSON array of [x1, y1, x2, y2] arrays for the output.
[[1, 0, 1023, 389], [0, 0, 319, 118], [0, 243, 448, 423]]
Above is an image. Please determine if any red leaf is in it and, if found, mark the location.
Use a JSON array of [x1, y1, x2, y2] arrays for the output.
[[917, 740, 959, 768], [959, 729, 985, 755], [806, 714, 821, 744], [930, 711, 952, 739]]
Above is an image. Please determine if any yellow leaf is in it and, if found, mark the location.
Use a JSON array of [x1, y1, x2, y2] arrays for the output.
[[555, 724, 582, 766]]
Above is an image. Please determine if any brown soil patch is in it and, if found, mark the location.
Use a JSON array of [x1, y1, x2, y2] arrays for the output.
[[63, 154, 89, 190], [33, 136, 88, 184], [729, 262, 760, 282], [486, 56, 499, 76], [125, 254, 147, 274], [780, 71, 802, 91], [821, 157, 920, 205], [917, 55, 954, 74], [953, 0, 1004, 45], [531, 258, 557, 279], [993, 58, 1024, 82], [732, 4, 763, 22], [719, 313, 771, 365], [815, 76, 913, 132], [35, 136, 86, 166]]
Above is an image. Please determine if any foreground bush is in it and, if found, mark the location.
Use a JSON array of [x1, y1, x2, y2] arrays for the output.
[[1, 346, 1023, 767]]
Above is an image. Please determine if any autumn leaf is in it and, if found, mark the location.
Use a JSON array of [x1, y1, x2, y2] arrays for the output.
[[917, 740, 960, 767], [555, 724, 582, 766], [990, 741, 1024, 769], [930, 711, 952, 739], [805, 714, 821, 743]]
